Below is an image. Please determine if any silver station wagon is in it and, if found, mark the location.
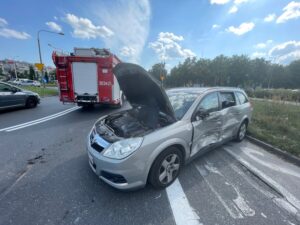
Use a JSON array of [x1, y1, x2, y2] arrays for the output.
[[87, 63, 253, 190]]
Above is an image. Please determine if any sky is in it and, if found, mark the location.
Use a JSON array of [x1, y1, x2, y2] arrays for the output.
[[0, 0, 300, 70]]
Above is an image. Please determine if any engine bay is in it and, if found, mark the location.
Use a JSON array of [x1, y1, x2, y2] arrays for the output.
[[95, 105, 175, 142]]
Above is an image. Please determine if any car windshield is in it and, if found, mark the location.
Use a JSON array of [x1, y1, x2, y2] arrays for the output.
[[167, 91, 199, 119]]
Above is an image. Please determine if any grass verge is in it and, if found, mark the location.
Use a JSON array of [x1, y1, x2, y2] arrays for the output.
[[249, 99, 300, 157], [22, 86, 58, 97]]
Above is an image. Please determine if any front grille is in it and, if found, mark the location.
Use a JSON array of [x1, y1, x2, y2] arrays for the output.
[[91, 142, 104, 153], [101, 171, 127, 184]]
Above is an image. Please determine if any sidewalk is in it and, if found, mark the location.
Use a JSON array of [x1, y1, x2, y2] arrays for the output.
[[224, 140, 300, 212]]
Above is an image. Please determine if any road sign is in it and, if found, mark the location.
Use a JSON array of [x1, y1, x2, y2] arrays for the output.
[[35, 63, 44, 72]]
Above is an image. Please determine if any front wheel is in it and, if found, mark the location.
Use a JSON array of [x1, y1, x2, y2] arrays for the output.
[[149, 147, 183, 189], [26, 97, 37, 108], [235, 121, 248, 142]]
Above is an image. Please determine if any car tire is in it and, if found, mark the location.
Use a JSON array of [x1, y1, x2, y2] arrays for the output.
[[235, 120, 248, 142], [26, 97, 37, 108], [149, 147, 183, 189]]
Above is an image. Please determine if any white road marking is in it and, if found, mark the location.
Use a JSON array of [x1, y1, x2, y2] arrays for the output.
[[232, 186, 255, 217], [202, 159, 255, 218], [0, 106, 80, 132], [225, 147, 300, 211], [195, 164, 244, 219], [166, 179, 202, 225], [220, 150, 300, 221], [243, 147, 300, 179], [261, 213, 267, 218]]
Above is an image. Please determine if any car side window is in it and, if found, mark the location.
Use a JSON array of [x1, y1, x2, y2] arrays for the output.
[[0, 83, 12, 92], [197, 92, 219, 113], [220, 92, 236, 109], [236, 92, 248, 104]]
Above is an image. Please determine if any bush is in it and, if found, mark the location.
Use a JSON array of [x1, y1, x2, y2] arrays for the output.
[[246, 88, 300, 102]]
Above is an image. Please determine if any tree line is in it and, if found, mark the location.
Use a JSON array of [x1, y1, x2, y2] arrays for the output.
[[149, 55, 300, 89]]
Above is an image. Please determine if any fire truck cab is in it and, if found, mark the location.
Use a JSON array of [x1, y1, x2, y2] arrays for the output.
[[52, 48, 123, 107]]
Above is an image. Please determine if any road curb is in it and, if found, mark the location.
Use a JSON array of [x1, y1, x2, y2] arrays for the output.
[[246, 135, 300, 167]]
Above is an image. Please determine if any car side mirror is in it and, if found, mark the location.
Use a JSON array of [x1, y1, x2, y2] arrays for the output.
[[194, 109, 210, 121]]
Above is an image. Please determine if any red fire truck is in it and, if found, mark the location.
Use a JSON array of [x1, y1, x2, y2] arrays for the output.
[[52, 48, 124, 107]]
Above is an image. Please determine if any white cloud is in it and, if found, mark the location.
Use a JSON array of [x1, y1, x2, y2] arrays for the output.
[[264, 14, 276, 22], [64, 13, 114, 39], [276, 1, 300, 23], [212, 24, 221, 29], [0, 17, 30, 40], [0, 17, 8, 27], [120, 46, 136, 57], [0, 28, 31, 39], [210, 0, 231, 5], [149, 32, 196, 61], [226, 22, 255, 35], [254, 40, 273, 49], [251, 52, 267, 58], [46, 21, 62, 32], [229, 5, 238, 14], [158, 32, 184, 43], [91, 0, 150, 63], [234, 0, 249, 4], [54, 16, 58, 20], [269, 41, 300, 64]]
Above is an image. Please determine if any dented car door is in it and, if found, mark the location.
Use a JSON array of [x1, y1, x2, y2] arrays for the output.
[[191, 92, 222, 156]]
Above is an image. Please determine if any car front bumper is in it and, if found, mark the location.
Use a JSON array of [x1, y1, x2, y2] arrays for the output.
[[86, 132, 147, 190]]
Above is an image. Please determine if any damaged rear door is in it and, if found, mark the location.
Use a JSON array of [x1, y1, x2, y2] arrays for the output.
[[190, 92, 222, 156]]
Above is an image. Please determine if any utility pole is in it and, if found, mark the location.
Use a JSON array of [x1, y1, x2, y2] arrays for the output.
[[37, 30, 64, 94]]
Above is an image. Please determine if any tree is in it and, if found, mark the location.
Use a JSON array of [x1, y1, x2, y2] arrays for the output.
[[29, 65, 35, 80], [156, 55, 300, 89], [49, 69, 56, 81], [148, 63, 167, 82], [286, 60, 300, 89]]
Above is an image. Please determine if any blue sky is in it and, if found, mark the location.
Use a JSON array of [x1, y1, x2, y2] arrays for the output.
[[0, 0, 300, 69]]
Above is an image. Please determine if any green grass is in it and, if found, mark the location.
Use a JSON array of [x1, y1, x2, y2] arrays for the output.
[[22, 86, 58, 97], [248, 99, 300, 157], [45, 83, 58, 87]]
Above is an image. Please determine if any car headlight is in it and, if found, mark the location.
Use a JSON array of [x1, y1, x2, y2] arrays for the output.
[[102, 137, 143, 160]]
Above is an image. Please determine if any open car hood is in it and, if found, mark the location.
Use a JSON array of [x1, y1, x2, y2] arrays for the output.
[[113, 63, 176, 120]]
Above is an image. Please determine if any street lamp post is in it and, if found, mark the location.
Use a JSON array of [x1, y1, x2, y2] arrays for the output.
[[37, 30, 64, 89], [10, 56, 19, 80], [48, 43, 67, 55]]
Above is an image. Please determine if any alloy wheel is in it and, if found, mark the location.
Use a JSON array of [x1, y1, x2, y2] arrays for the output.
[[158, 154, 180, 185]]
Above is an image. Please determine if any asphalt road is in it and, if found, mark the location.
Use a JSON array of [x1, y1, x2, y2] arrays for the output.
[[0, 97, 299, 225]]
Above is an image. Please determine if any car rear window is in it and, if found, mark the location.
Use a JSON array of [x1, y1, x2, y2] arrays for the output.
[[236, 92, 248, 104]]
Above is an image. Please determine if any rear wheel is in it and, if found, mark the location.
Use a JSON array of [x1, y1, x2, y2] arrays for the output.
[[26, 97, 37, 108], [149, 147, 183, 189], [235, 121, 247, 142]]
